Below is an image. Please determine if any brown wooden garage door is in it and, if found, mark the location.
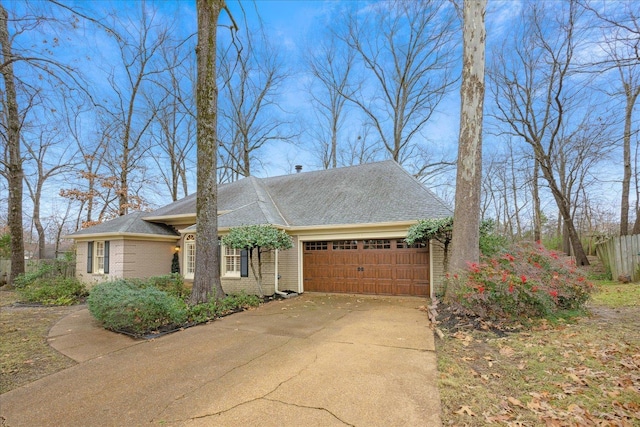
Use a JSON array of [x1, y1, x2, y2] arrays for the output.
[[303, 239, 430, 296]]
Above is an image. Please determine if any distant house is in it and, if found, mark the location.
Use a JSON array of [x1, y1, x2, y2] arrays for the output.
[[67, 161, 452, 297]]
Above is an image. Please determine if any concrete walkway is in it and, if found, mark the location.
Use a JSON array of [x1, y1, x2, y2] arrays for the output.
[[0, 294, 441, 426]]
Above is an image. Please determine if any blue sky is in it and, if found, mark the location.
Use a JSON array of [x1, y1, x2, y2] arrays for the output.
[[2, 0, 634, 232]]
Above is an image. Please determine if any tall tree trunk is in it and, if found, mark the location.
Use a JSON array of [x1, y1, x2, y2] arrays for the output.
[[449, 0, 486, 277], [33, 185, 45, 259], [562, 221, 571, 256], [620, 82, 639, 235], [541, 163, 590, 266], [191, 0, 225, 304], [633, 142, 640, 234], [1, 5, 25, 284], [532, 158, 542, 242]]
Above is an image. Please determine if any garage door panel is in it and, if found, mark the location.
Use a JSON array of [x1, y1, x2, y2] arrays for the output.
[[360, 281, 377, 294], [304, 239, 430, 296], [395, 281, 412, 295], [364, 266, 392, 279], [396, 269, 414, 280], [375, 279, 395, 294], [333, 266, 358, 279], [412, 282, 430, 296]]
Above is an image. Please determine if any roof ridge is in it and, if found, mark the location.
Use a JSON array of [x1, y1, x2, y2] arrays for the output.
[[248, 177, 289, 226], [389, 161, 453, 213], [262, 159, 396, 182]]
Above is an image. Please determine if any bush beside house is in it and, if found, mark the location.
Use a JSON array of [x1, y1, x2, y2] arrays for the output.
[[446, 241, 595, 321], [87, 276, 261, 337]]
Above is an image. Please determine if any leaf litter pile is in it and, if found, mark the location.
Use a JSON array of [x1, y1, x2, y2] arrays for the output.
[[434, 287, 640, 426]]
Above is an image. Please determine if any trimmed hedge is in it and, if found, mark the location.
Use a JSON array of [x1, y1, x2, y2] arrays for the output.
[[87, 277, 262, 337], [88, 279, 188, 335]]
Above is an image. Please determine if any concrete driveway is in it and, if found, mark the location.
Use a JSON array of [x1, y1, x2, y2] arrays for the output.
[[0, 294, 441, 426]]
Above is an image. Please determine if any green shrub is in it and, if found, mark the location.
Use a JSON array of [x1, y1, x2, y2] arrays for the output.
[[88, 279, 188, 335], [14, 258, 85, 306], [186, 292, 261, 324], [15, 276, 87, 306], [87, 278, 261, 336], [219, 292, 261, 310], [479, 219, 508, 257], [447, 241, 594, 321], [145, 274, 189, 299]]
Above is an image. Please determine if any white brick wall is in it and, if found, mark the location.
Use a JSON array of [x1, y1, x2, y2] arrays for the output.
[[431, 240, 447, 296], [221, 250, 275, 295], [75, 239, 175, 289], [276, 236, 299, 292]]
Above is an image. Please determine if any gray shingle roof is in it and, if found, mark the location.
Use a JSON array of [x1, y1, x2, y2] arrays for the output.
[[149, 160, 452, 226], [262, 160, 452, 226], [75, 161, 453, 236], [68, 212, 179, 237]]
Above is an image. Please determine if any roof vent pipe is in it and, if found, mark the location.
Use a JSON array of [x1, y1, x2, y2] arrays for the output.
[[295, 165, 302, 173]]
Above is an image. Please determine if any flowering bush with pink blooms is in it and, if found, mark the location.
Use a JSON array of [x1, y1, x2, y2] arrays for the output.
[[446, 242, 595, 320]]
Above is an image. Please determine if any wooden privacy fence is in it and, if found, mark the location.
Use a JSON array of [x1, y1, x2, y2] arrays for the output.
[[0, 259, 76, 285], [596, 234, 640, 281]]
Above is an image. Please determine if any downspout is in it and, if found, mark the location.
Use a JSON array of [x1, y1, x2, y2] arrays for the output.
[[429, 240, 434, 299], [274, 248, 287, 297]]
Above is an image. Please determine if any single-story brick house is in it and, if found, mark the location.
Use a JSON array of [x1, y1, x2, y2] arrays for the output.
[[67, 161, 452, 297]]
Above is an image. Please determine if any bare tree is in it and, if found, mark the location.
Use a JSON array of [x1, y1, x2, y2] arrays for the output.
[[59, 104, 119, 229], [191, 0, 228, 304], [339, 0, 458, 165], [338, 126, 382, 166], [0, 3, 24, 283], [617, 61, 640, 236], [586, 1, 640, 235], [0, 2, 89, 281], [480, 139, 532, 241], [147, 39, 196, 201], [489, 0, 596, 265], [449, 0, 486, 275], [531, 158, 543, 242], [100, 3, 175, 216], [634, 139, 640, 234], [23, 125, 75, 258], [217, 16, 292, 181], [305, 33, 355, 169]]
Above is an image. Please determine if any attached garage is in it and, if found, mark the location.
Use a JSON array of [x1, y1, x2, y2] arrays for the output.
[[303, 239, 430, 296], [70, 161, 451, 296]]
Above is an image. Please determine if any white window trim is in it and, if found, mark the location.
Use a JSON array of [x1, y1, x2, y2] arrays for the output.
[[184, 234, 196, 280], [222, 245, 241, 278], [94, 241, 105, 274]]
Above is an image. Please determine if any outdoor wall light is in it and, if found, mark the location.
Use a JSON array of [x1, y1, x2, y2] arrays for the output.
[[174, 245, 181, 252]]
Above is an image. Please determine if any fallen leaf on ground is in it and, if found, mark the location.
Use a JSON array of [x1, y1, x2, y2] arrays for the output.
[[500, 346, 515, 357], [454, 405, 476, 416], [507, 396, 524, 408]]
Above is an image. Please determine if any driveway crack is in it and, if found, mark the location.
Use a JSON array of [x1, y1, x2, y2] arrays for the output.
[[173, 352, 351, 425], [152, 336, 296, 422], [263, 397, 355, 426]]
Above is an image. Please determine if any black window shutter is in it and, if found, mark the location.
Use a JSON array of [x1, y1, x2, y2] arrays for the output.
[[104, 241, 110, 274], [87, 241, 93, 273], [240, 249, 249, 277], [218, 242, 221, 275]]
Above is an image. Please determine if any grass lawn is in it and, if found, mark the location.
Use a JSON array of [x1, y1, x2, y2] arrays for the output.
[[437, 280, 640, 426], [0, 290, 78, 394]]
